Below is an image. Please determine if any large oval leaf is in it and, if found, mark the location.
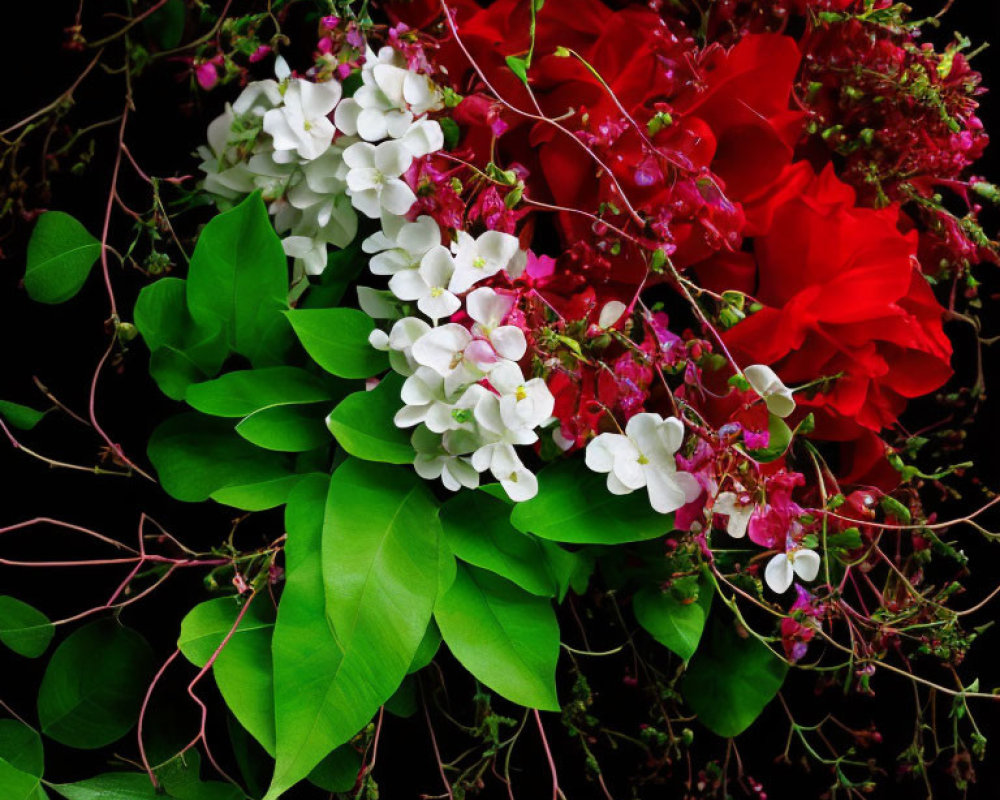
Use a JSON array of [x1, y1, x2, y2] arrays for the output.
[[633, 573, 713, 661], [325, 373, 412, 464], [178, 597, 276, 755], [37, 620, 154, 749], [510, 460, 674, 544], [185, 367, 335, 417], [441, 492, 571, 598], [681, 616, 788, 738], [0, 718, 44, 800], [50, 773, 158, 800], [0, 400, 47, 432], [0, 596, 54, 658], [265, 462, 442, 799], [186, 192, 292, 366], [435, 564, 560, 711], [24, 211, 100, 304], [285, 308, 388, 379], [147, 414, 296, 507], [236, 404, 331, 453]]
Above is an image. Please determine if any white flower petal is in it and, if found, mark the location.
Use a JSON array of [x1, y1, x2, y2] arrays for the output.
[[489, 326, 527, 361], [764, 553, 795, 594], [791, 549, 821, 583], [380, 179, 418, 216]]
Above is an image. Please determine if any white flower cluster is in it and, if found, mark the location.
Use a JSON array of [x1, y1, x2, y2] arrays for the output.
[[197, 47, 445, 281], [366, 220, 552, 502]]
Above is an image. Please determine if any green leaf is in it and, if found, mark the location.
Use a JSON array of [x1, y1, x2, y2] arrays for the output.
[[37, 620, 154, 749], [24, 212, 100, 304], [155, 751, 244, 800], [511, 460, 674, 544], [185, 367, 334, 417], [177, 597, 276, 754], [383, 676, 418, 718], [682, 617, 788, 738], [407, 622, 441, 674], [0, 758, 41, 800], [307, 745, 361, 793], [186, 193, 292, 367], [325, 373, 412, 464], [505, 55, 529, 85], [285, 308, 388, 379], [266, 461, 442, 799], [633, 573, 713, 661], [148, 414, 295, 507], [134, 278, 226, 400], [144, 0, 185, 49], [0, 719, 44, 778], [441, 491, 565, 597], [747, 414, 793, 463], [50, 773, 158, 800], [0, 596, 55, 658], [237, 404, 331, 453], [435, 564, 560, 711], [0, 400, 47, 431]]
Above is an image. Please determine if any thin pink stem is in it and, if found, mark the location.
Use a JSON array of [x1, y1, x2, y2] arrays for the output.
[[533, 710, 561, 800]]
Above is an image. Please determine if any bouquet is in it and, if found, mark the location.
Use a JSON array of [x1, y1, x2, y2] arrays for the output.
[[2, 1, 999, 798]]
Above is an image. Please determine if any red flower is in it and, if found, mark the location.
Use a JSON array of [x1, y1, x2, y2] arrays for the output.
[[723, 164, 953, 435]]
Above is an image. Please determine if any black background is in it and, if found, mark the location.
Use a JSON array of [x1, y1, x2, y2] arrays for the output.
[[3, 1, 1000, 798]]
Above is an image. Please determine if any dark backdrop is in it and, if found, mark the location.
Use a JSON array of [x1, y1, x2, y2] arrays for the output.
[[3, 1, 1000, 798]]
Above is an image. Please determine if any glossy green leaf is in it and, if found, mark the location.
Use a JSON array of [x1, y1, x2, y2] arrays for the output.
[[50, 773, 158, 800], [383, 676, 418, 718], [269, 476, 347, 799], [210, 475, 305, 511], [148, 414, 295, 507], [24, 212, 100, 304], [441, 491, 567, 597], [505, 55, 529, 85], [407, 622, 441, 674], [177, 597, 276, 754], [325, 373, 412, 464], [134, 278, 226, 400], [0, 596, 55, 658], [435, 564, 560, 711], [37, 620, 154, 749], [285, 308, 388, 379], [682, 617, 788, 738], [186, 193, 292, 367], [511, 460, 674, 544], [633, 573, 713, 661], [185, 367, 334, 417], [266, 461, 441, 799], [0, 400, 47, 431], [236, 404, 331, 453]]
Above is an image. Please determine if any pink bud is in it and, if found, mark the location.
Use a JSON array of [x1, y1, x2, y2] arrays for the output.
[[195, 62, 219, 91]]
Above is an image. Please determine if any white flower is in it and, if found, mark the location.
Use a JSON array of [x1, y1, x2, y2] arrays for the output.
[[585, 413, 701, 514], [388, 245, 460, 321], [466, 287, 527, 362], [764, 547, 821, 594], [364, 214, 440, 276], [231, 78, 283, 117], [386, 316, 432, 376], [401, 118, 445, 158], [410, 323, 483, 393], [449, 231, 522, 294], [263, 79, 342, 161], [343, 140, 416, 218], [598, 300, 627, 330], [744, 364, 795, 419], [334, 46, 415, 141], [411, 426, 480, 492], [281, 235, 328, 277], [470, 437, 539, 502], [712, 491, 754, 539], [489, 360, 556, 432]]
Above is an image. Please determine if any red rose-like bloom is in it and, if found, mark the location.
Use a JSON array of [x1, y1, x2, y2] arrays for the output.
[[723, 164, 953, 435]]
